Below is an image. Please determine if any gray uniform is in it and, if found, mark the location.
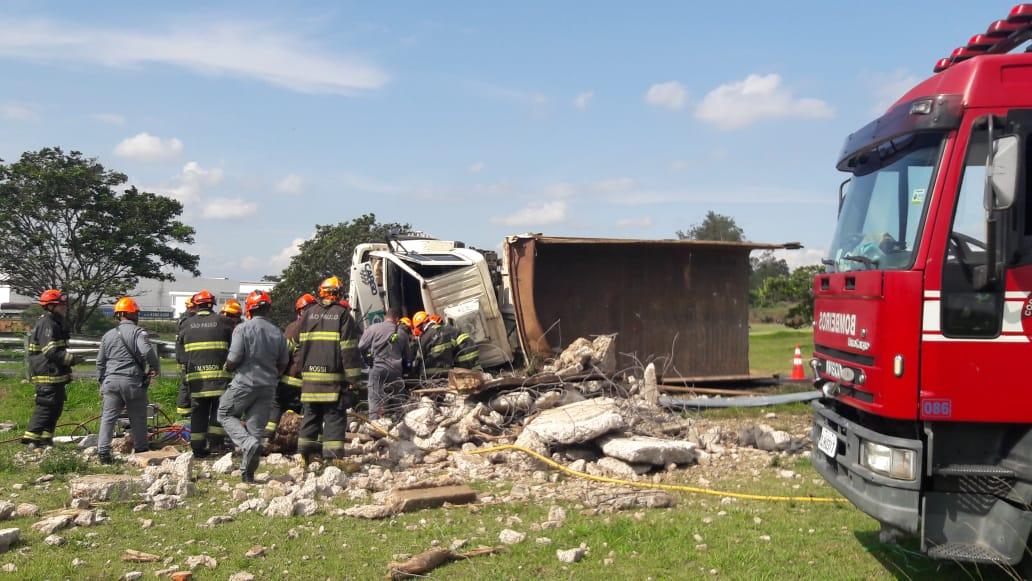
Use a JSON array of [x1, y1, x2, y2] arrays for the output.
[[358, 319, 409, 420], [96, 320, 161, 455], [217, 315, 288, 473]]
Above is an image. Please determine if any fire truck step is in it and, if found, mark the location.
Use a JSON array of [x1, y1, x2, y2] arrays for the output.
[[933, 465, 1016, 478], [927, 542, 1008, 564]]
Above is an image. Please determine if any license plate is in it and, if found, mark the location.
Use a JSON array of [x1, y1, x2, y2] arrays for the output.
[[817, 426, 838, 457]]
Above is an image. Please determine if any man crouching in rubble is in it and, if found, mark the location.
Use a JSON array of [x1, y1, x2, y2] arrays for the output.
[[217, 291, 288, 482], [358, 307, 409, 421]]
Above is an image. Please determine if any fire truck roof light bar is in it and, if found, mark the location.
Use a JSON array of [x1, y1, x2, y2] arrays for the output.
[[933, 7, 1032, 73]]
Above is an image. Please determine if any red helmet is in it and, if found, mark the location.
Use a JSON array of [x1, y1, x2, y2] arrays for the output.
[[39, 289, 67, 306], [191, 289, 216, 309], [114, 297, 140, 314], [245, 290, 272, 318], [295, 293, 316, 314]]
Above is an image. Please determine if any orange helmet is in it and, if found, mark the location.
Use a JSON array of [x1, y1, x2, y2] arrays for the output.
[[399, 317, 412, 330], [295, 293, 317, 314], [114, 297, 139, 315], [39, 289, 67, 306], [412, 311, 429, 329], [319, 276, 342, 299], [191, 289, 215, 309], [429, 314, 443, 325], [184, 297, 195, 310], [244, 290, 272, 318], [220, 298, 243, 318]]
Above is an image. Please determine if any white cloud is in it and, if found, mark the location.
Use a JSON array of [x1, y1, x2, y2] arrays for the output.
[[544, 182, 577, 199], [91, 112, 125, 125], [200, 197, 258, 220], [275, 173, 304, 196], [270, 236, 308, 270], [1, 102, 39, 121], [770, 247, 826, 270], [493, 200, 568, 227], [616, 216, 652, 229], [0, 18, 388, 95], [592, 177, 636, 193], [467, 161, 485, 174], [695, 74, 834, 130], [573, 90, 594, 110], [869, 69, 920, 114], [645, 81, 688, 111], [159, 161, 224, 206], [114, 132, 184, 161]]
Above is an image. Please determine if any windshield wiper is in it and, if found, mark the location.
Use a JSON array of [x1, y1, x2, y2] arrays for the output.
[[842, 255, 879, 267], [821, 258, 835, 266]]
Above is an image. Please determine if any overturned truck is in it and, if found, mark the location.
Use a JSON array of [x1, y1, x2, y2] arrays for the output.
[[348, 234, 798, 378]]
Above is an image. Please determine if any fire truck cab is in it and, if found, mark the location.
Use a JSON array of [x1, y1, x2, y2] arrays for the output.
[[812, 5, 1032, 567]]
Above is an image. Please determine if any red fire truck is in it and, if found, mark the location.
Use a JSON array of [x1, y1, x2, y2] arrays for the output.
[[811, 4, 1032, 568]]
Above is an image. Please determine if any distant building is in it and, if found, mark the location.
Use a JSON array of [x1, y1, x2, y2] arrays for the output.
[[0, 276, 274, 320]]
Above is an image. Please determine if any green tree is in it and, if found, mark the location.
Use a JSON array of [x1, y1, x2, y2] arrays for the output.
[[677, 211, 745, 242], [756, 265, 825, 327], [0, 148, 199, 332], [269, 214, 410, 325], [749, 250, 790, 305]]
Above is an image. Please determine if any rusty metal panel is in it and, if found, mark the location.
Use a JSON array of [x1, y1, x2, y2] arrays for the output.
[[506, 235, 769, 378]]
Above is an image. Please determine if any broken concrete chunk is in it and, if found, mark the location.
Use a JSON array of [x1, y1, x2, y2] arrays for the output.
[[756, 429, 792, 452], [498, 529, 526, 545], [600, 435, 698, 466], [122, 550, 161, 563], [32, 515, 73, 535], [69, 474, 137, 502], [640, 362, 660, 406], [557, 546, 587, 563], [0, 528, 18, 553], [447, 368, 485, 393], [14, 504, 39, 518], [211, 452, 235, 474], [595, 457, 644, 479], [343, 504, 395, 520], [489, 392, 534, 415], [524, 398, 626, 446], [185, 555, 217, 570], [263, 497, 295, 518], [130, 447, 181, 468], [0, 502, 14, 521], [386, 485, 477, 513]]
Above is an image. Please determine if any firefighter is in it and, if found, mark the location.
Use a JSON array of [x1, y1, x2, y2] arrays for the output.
[[398, 317, 417, 377], [175, 298, 197, 421], [220, 298, 243, 327], [22, 290, 78, 448], [217, 291, 288, 482], [175, 290, 233, 457], [358, 307, 409, 421], [263, 293, 315, 448], [96, 297, 160, 463], [296, 276, 362, 463], [415, 313, 457, 378], [453, 323, 482, 371]]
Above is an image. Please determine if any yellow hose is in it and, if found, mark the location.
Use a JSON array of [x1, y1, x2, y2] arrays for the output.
[[469, 444, 847, 504]]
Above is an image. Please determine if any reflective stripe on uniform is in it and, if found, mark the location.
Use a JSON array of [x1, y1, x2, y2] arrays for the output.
[[298, 331, 340, 342], [344, 367, 362, 379], [340, 339, 359, 348], [279, 375, 303, 387], [39, 340, 67, 354], [425, 367, 450, 375], [323, 440, 345, 449], [300, 392, 340, 403], [190, 432, 206, 441], [176, 407, 192, 415], [193, 389, 226, 398], [456, 350, 480, 363], [302, 371, 343, 382], [456, 333, 471, 344], [26, 343, 42, 353], [184, 370, 232, 382], [22, 431, 40, 441], [31, 374, 70, 384], [265, 421, 278, 432], [183, 341, 229, 352], [209, 425, 226, 436], [430, 341, 455, 355]]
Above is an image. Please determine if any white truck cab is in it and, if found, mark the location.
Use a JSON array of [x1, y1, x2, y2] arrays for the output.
[[348, 239, 513, 368]]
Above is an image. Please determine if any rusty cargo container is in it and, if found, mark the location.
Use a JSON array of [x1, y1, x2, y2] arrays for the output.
[[503, 235, 799, 379]]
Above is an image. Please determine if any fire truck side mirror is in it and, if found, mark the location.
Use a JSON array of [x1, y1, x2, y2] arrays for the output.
[[987, 134, 1019, 211]]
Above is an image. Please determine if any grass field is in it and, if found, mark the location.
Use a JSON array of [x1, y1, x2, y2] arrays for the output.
[[0, 327, 1017, 579]]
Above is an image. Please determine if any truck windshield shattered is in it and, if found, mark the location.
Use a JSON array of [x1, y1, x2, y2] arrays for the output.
[[826, 132, 945, 272]]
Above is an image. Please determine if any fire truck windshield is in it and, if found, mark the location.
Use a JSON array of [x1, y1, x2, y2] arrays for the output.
[[826, 132, 946, 272]]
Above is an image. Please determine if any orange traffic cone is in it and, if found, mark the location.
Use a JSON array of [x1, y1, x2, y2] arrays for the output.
[[790, 344, 806, 380]]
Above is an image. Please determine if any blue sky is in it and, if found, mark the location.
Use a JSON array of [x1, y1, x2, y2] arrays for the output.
[[0, 1, 1008, 279]]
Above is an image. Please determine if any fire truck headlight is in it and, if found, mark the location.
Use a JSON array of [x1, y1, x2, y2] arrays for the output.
[[860, 441, 917, 481]]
